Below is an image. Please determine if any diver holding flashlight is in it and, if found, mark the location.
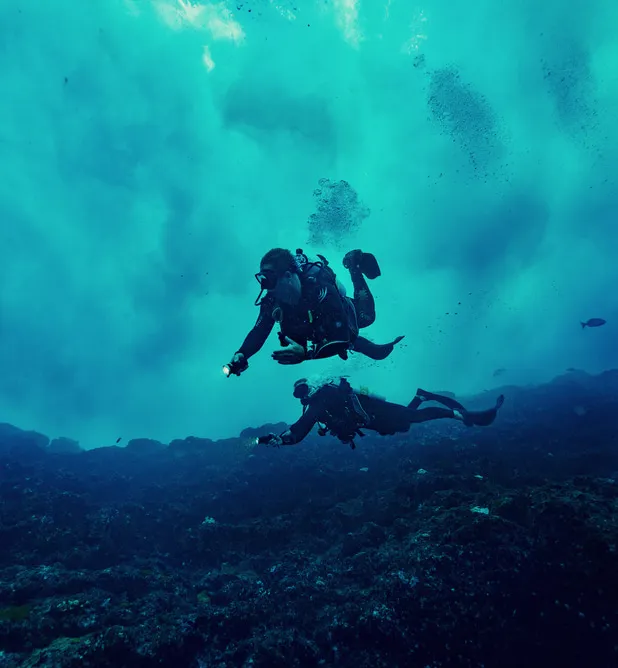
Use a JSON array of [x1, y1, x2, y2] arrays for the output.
[[223, 248, 404, 377], [255, 378, 505, 450]]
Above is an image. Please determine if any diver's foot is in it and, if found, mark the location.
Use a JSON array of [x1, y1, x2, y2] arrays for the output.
[[416, 387, 430, 402], [415, 387, 448, 404], [411, 389, 430, 406], [343, 250, 381, 279], [408, 386, 427, 410]]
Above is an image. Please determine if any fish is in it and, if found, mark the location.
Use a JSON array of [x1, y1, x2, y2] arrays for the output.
[[581, 318, 606, 329], [493, 368, 506, 377]]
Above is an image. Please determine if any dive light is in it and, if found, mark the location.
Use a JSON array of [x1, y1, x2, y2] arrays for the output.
[[223, 357, 247, 377]]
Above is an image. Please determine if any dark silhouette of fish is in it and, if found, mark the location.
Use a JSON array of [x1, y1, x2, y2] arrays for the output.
[[493, 368, 506, 377], [581, 318, 606, 329]]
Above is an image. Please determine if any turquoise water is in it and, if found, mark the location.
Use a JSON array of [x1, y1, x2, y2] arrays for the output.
[[0, 0, 616, 447]]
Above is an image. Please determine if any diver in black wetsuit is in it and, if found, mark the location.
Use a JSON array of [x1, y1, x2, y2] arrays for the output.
[[223, 248, 404, 377], [256, 378, 505, 450]]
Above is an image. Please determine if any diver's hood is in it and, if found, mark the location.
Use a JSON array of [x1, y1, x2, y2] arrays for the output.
[[294, 377, 322, 402], [293, 378, 309, 398]]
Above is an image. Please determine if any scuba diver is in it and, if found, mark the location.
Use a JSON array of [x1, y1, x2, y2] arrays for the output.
[[256, 377, 505, 450], [223, 248, 405, 377]]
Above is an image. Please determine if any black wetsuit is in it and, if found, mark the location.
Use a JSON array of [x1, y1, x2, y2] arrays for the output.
[[280, 383, 503, 447], [238, 266, 357, 360], [348, 267, 375, 329]]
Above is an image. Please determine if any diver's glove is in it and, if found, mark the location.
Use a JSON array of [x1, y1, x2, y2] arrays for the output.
[[223, 352, 248, 377], [271, 337, 307, 365], [256, 433, 283, 447]]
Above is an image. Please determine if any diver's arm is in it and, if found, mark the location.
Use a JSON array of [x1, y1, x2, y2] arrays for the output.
[[257, 408, 317, 447], [237, 303, 275, 359], [280, 404, 320, 445]]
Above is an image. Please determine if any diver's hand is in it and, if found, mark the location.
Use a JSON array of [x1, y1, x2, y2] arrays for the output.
[[223, 352, 248, 377], [272, 337, 306, 365], [257, 433, 283, 447]]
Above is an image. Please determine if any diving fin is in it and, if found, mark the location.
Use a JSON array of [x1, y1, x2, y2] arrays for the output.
[[343, 250, 382, 280], [462, 395, 505, 427], [359, 252, 381, 280], [352, 335, 404, 360]]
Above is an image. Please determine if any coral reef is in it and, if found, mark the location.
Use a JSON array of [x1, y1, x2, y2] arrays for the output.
[[1, 369, 617, 666]]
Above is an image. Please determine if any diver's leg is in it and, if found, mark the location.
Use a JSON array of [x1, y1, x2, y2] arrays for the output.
[[343, 250, 379, 328], [408, 389, 466, 412], [409, 392, 505, 427], [408, 406, 459, 423], [350, 281, 375, 329]]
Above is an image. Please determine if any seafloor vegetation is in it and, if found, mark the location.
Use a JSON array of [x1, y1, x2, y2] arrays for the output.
[[1, 369, 617, 667]]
